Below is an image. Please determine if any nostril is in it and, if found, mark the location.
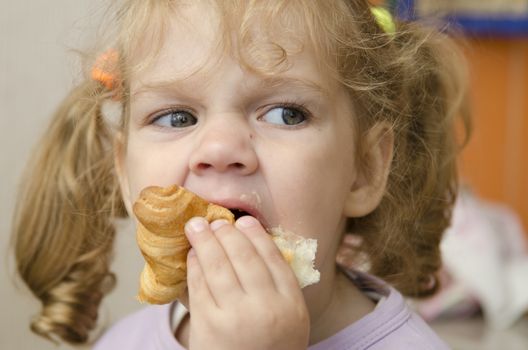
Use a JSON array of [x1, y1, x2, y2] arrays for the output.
[[194, 162, 245, 172], [196, 163, 211, 171]]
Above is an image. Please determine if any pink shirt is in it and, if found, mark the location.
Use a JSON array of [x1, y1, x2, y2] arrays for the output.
[[93, 270, 450, 349]]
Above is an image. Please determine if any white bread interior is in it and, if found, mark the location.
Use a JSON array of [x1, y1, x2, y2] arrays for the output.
[[270, 227, 320, 288]]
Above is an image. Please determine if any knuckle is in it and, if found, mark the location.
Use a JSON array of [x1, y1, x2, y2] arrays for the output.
[[292, 302, 310, 326], [214, 224, 233, 238], [231, 247, 256, 263], [186, 268, 198, 288], [207, 255, 227, 273], [249, 301, 279, 327], [192, 229, 214, 247], [266, 248, 286, 265], [261, 308, 279, 326], [220, 309, 246, 332]]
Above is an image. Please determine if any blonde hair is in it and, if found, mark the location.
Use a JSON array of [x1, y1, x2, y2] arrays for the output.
[[11, 80, 127, 343], [11, 0, 470, 344]]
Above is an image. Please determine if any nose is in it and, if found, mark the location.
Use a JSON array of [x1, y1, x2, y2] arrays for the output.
[[189, 116, 258, 176]]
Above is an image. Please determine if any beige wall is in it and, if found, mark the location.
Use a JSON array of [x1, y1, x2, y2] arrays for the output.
[[0, 2, 143, 349]]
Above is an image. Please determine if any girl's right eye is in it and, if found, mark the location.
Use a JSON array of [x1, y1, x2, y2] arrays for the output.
[[151, 110, 197, 128]]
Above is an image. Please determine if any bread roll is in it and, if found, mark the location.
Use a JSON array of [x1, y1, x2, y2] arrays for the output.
[[133, 184, 320, 304], [270, 227, 320, 289]]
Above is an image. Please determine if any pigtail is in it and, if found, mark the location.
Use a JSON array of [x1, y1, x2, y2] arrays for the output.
[[11, 79, 126, 344], [373, 27, 469, 297], [342, 2, 471, 297], [384, 24, 471, 296]]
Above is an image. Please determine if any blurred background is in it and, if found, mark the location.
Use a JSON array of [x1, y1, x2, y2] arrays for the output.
[[383, 1, 528, 349], [1, 0, 527, 349]]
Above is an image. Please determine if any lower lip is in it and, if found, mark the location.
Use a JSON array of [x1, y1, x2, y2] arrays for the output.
[[233, 212, 269, 230]]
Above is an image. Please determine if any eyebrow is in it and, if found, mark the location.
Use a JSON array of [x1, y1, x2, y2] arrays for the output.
[[131, 75, 331, 99], [254, 76, 331, 96]]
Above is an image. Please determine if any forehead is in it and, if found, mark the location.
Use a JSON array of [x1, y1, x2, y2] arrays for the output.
[[127, 0, 338, 95]]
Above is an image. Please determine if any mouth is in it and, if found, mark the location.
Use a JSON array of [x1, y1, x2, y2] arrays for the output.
[[213, 202, 268, 228], [229, 208, 252, 221], [194, 191, 268, 228]]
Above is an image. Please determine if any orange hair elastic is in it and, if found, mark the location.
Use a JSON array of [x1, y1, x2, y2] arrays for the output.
[[91, 49, 119, 90]]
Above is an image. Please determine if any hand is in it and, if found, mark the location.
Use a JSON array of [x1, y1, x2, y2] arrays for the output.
[[184, 216, 310, 350]]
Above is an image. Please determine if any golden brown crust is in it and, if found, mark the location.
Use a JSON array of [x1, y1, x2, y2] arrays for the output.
[[133, 185, 234, 304]]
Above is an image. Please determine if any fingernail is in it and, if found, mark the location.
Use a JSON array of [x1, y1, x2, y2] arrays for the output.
[[186, 217, 207, 234], [210, 219, 229, 231], [236, 216, 259, 228]]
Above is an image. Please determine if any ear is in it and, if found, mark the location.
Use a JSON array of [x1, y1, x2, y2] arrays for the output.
[[344, 122, 394, 217], [114, 131, 133, 215]]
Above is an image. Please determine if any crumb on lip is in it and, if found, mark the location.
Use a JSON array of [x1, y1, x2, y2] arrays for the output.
[[239, 191, 262, 209]]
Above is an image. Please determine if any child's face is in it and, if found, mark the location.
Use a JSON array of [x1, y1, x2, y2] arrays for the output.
[[116, 3, 363, 272]]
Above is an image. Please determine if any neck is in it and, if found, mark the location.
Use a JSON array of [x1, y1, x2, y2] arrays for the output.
[[306, 267, 376, 345]]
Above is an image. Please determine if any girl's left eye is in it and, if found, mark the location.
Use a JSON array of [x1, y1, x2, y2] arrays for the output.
[[260, 106, 308, 126], [152, 110, 197, 128]]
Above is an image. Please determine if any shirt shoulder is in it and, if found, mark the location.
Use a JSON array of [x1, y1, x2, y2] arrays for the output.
[[92, 303, 182, 350], [309, 269, 450, 350], [363, 312, 450, 350]]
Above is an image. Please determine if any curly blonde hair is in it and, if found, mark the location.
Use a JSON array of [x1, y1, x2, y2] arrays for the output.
[[11, 0, 470, 345]]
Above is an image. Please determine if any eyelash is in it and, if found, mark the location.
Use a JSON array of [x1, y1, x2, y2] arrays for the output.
[[146, 100, 313, 127], [262, 100, 312, 121], [146, 106, 195, 127]]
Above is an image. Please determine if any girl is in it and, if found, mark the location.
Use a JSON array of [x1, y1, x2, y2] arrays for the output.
[[11, 0, 470, 349]]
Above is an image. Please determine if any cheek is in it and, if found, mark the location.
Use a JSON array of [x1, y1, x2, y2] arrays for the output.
[[124, 138, 189, 201], [265, 127, 356, 261], [271, 160, 351, 269], [270, 137, 355, 233]]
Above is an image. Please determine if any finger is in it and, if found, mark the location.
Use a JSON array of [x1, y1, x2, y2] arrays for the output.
[[210, 219, 276, 294], [185, 217, 243, 305], [186, 248, 217, 312], [235, 216, 300, 296]]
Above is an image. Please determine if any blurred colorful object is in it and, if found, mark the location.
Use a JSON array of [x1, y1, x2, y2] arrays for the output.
[[414, 190, 528, 329], [393, 0, 528, 36]]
